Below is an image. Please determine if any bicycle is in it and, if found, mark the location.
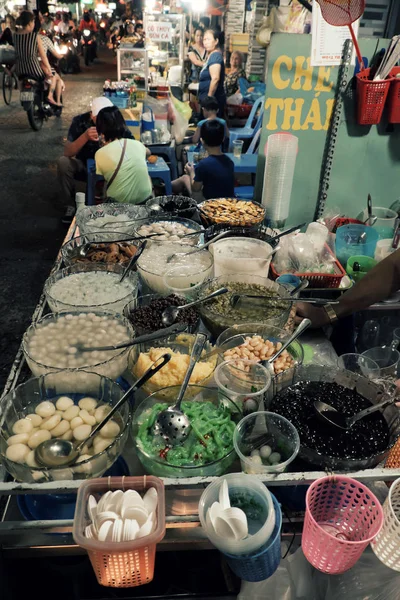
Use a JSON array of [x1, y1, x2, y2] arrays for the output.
[[2, 65, 18, 105]]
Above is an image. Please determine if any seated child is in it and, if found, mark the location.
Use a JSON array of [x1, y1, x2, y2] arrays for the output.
[[172, 120, 234, 201], [191, 95, 229, 146]]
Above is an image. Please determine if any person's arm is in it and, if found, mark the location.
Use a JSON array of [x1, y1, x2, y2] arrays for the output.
[[37, 36, 52, 77], [64, 126, 98, 157], [145, 146, 151, 158], [208, 62, 221, 96], [47, 38, 62, 59], [296, 249, 400, 327], [188, 51, 204, 67], [192, 125, 201, 144], [185, 162, 202, 192]]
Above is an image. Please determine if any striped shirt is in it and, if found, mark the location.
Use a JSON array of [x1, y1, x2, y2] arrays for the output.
[[13, 31, 43, 79]]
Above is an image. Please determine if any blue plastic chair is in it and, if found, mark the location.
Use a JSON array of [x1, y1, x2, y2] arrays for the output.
[[234, 128, 262, 199], [229, 95, 265, 152]]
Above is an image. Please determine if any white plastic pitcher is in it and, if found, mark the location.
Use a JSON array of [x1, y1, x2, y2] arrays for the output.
[[210, 238, 273, 278]]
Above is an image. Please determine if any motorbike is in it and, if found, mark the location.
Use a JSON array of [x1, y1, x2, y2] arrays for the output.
[[54, 33, 80, 74], [80, 29, 96, 66], [19, 77, 62, 131]]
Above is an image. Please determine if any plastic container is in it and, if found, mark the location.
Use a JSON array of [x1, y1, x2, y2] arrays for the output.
[[302, 476, 383, 574], [0, 372, 131, 483], [276, 274, 301, 287], [387, 66, 400, 124], [371, 476, 400, 570], [336, 353, 380, 379], [335, 224, 379, 267], [358, 207, 398, 240], [198, 473, 275, 556], [73, 476, 165, 588], [223, 493, 282, 582], [306, 222, 329, 254], [346, 255, 377, 282], [214, 360, 271, 412], [361, 346, 400, 378], [232, 140, 244, 158], [233, 411, 300, 474], [210, 237, 273, 278], [375, 238, 397, 262], [356, 68, 392, 125]]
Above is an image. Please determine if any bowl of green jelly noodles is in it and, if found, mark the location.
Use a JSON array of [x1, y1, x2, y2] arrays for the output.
[[197, 274, 292, 338], [132, 385, 243, 478]]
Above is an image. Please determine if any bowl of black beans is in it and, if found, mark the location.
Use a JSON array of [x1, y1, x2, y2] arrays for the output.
[[146, 195, 199, 221], [266, 365, 400, 471], [124, 294, 200, 335]]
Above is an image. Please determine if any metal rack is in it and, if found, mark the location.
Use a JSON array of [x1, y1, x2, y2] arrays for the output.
[[1, 220, 400, 557]]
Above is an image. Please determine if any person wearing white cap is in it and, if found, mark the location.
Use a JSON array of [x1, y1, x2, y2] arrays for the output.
[[57, 96, 133, 224]]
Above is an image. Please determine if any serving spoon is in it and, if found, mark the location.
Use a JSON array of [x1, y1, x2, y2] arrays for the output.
[[119, 240, 147, 282], [230, 294, 338, 309], [313, 396, 396, 431], [34, 353, 172, 468], [151, 333, 208, 446], [161, 288, 228, 327], [261, 319, 311, 370], [166, 230, 231, 263]]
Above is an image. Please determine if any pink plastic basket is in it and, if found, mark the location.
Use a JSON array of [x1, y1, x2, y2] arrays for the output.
[[302, 476, 384, 574]]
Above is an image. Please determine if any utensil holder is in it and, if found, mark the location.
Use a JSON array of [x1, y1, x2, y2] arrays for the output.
[[356, 68, 392, 125], [222, 493, 282, 582], [302, 476, 383, 574], [387, 67, 400, 124], [73, 476, 165, 588], [371, 476, 400, 571]]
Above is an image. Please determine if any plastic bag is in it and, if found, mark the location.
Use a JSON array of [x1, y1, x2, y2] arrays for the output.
[[169, 92, 191, 144], [285, 1, 309, 34], [227, 94, 244, 106], [238, 79, 266, 103], [256, 16, 272, 47]]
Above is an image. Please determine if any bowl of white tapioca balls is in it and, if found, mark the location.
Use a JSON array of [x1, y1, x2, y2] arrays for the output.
[[0, 371, 131, 483]]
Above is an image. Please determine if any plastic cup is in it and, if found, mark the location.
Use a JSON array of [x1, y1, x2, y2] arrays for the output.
[[371, 476, 400, 571], [306, 222, 329, 254], [335, 224, 379, 267], [375, 238, 397, 262], [210, 237, 273, 278], [393, 328, 400, 348], [346, 255, 377, 282], [198, 472, 275, 556], [214, 360, 271, 414], [276, 274, 301, 288], [233, 411, 300, 474], [232, 140, 244, 158], [302, 476, 384, 574], [359, 207, 397, 239], [337, 353, 380, 379], [362, 346, 400, 377]]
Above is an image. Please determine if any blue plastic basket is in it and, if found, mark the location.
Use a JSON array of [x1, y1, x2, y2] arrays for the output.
[[222, 493, 282, 582]]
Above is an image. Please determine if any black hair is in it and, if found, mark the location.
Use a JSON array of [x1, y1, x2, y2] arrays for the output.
[[194, 27, 203, 36], [63, 13, 69, 23], [134, 23, 143, 32], [96, 106, 127, 142], [201, 96, 219, 112], [16, 11, 35, 29], [199, 16, 210, 29], [204, 27, 222, 47], [200, 119, 224, 147], [83, 13, 90, 23]]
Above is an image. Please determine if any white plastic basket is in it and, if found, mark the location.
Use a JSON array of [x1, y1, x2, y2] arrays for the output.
[[371, 476, 400, 571]]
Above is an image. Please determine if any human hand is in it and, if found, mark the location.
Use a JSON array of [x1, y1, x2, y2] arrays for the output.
[[295, 302, 330, 329], [185, 162, 194, 175], [86, 127, 99, 142]]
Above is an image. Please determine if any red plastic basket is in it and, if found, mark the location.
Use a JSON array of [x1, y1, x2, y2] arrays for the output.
[[270, 244, 347, 289], [227, 103, 252, 119], [387, 67, 400, 124], [327, 217, 364, 234], [356, 68, 393, 125], [302, 476, 384, 575]]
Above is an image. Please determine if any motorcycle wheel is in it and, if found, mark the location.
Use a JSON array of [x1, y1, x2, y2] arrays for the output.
[[84, 46, 89, 66], [2, 72, 13, 105], [27, 94, 43, 131]]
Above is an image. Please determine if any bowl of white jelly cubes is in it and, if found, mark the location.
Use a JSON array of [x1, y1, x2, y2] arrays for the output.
[[22, 311, 134, 379], [0, 371, 131, 483]]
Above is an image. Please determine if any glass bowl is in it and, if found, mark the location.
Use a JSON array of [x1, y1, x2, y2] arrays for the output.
[[128, 333, 218, 400], [123, 293, 199, 335], [216, 323, 304, 379], [61, 233, 141, 267], [137, 243, 212, 295], [198, 274, 292, 338], [44, 264, 139, 315], [0, 371, 131, 483], [132, 385, 242, 478], [266, 365, 400, 471], [134, 216, 202, 246], [76, 203, 148, 236], [146, 195, 199, 220], [198, 198, 266, 229], [162, 250, 214, 299], [22, 311, 134, 380]]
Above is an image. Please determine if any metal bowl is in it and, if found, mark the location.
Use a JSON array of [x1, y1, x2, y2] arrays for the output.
[[266, 365, 400, 470]]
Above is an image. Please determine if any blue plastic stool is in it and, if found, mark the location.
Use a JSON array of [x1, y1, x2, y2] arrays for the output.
[[222, 494, 282, 582], [147, 156, 172, 195]]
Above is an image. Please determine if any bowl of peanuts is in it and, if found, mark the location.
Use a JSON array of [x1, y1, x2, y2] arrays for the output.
[[216, 324, 304, 377], [0, 371, 131, 483]]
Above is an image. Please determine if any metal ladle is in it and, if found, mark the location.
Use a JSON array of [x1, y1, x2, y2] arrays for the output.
[[151, 333, 208, 446], [119, 240, 147, 282], [261, 318, 311, 369], [161, 287, 228, 327], [34, 352, 172, 468], [166, 230, 231, 264], [314, 396, 396, 431]]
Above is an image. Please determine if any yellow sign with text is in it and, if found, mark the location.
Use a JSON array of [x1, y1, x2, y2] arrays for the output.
[[265, 56, 335, 131]]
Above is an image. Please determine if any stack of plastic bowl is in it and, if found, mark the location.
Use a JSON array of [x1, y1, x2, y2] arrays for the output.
[[375, 238, 397, 262], [261, 133, 299, 227], [302, 476, 384, 574], [199, 473, 282, 582], [214, 360, 271, 414], [210, 237, 273, 278], [233, 412, 300, 474], [358, 207, 398, 239], [371, 476, 400, 571], [335, 224, 379, 267]]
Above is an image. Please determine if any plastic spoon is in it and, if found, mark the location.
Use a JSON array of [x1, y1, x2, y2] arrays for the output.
[[161, 288, 228, 327], [314, 396, 396, 430], [34, 352, 172, 468]]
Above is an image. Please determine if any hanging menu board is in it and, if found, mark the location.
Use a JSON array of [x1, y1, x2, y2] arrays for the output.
[[311, 3, 359, 67], [147, 21, 173, 43]]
